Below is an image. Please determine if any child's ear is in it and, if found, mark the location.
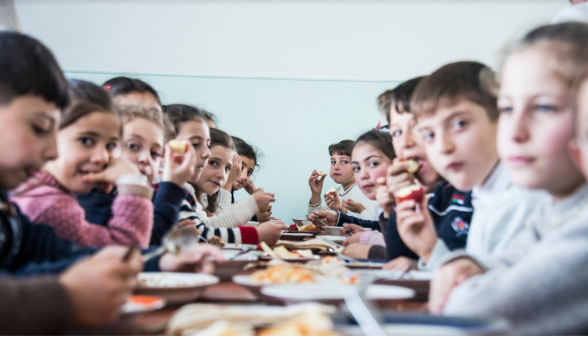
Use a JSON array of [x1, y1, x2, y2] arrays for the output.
[[568, 138, 585, 174]]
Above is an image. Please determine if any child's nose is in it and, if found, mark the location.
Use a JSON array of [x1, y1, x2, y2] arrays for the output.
[[92, 147, 110, 164]]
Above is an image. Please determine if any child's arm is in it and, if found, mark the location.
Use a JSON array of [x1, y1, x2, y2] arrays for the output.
[[150, 182, 186, 246], [202, 190, 274, 229], [395, 197, 439, 263], [308, 170, 327, 212]]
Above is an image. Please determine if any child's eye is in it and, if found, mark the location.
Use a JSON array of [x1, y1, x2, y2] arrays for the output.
[[106, 143, 117, 151], [209, 160, 217, 166], [192, 143, 200, 149], [423, 131, 435, 142], [352, 166, 360, 172], [126, 143, 140, 151], [151, 151, 161, 159], [342, 160, 349, 165], [536, 104, 556, 113], [79, 137, 94, 147], [330, 161, 336, 165], [369, 161, 379, 168], [32, 124, 50, 135], [391, 130, 402, 138], [499, 106, 513, 114], [453, 120, 467, 130], [247, 171, 253, 177], [225, 166, 231, 173]]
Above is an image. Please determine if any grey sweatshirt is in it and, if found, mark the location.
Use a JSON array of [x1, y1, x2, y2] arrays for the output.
[[443, 183, 588, 335]]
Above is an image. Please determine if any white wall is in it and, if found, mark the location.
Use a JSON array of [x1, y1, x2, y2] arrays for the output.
[[15, 0, 567, 222]]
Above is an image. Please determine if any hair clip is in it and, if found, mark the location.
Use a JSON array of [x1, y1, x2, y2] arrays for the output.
[[104, 84, 111, 91], [372, 121, 382, 130]]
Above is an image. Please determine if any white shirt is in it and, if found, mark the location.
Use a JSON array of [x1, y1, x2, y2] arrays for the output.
[[552, 2, 588, 24], [308, 184, 376, 220]]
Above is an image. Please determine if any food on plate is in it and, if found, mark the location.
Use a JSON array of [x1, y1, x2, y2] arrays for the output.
[[288, 223, 297, 230], [208, 235, 225, 248], [276, 239, 341, 253], [395, 184, 424, 204], [293, 249, 314, 258], [400, 159, 420, 174], [274, 246, 302, 259], [137, 273, 206, 288], [168, 140, 189, 154], [251, 264, 316, 283], [261, 243, 315, 259], [298, 224, 320, 232], [316, 170, 325, 176], [259, 310, 338, 336], [260, 241, 278, 258], [326, 187, 337, 196]]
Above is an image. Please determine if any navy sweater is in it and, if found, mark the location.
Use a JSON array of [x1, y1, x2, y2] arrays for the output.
[[334, 181, 473, 261], [77, 182, 185, 246]]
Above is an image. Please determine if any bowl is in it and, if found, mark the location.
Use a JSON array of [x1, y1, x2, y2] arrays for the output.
[[214, 256, 259, 281], [135, 272, 219, 305], [323, 226, 342, 236]]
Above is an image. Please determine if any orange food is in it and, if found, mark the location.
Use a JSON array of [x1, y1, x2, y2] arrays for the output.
[[130, 295, 163, 305], [298, 224, 319, 232]]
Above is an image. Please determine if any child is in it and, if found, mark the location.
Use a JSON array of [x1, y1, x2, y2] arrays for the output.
[[103, 76, 162, 111], [11, 79, 155, 248], [308, 140, 375, 220], [430, 22, 588, 335], [396, 61, 548, 271], [0, 31, 223, 334], [164, 104, 286, 245], [76, 105, 197, 245]]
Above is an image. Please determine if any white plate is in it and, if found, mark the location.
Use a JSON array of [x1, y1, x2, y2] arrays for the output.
[[316, 235, 348, 244], [261, 283, 415, 301], [223, 243, 258, 250], [371, 269, 434, 281], [258, 253, 321, 263], [135, 272, 219, 305]]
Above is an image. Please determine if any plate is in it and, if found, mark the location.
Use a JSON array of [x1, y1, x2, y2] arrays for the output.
[[261, 283, 415, 302], [284, 229, 322, 235], [122, 295, 166, 314], [368, 270, 433, 299], [135, 272, 219, 305], [280, 232, 315, 241], [215, 253, 260, 281], [258, 253, 321, 263], [222, 243, 258, 251], [316, 235, 348, 244]]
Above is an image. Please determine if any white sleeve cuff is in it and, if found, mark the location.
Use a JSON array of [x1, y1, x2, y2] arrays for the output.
[[417, 239, 451, 271], [116, 174, 149, 187]]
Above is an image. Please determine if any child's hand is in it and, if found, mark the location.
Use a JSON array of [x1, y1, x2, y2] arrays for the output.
[[324, 191, 344, 213], [395, 196, 438, 262], [256, 220, 288, 246], [341, 243, 371, 259], [341, 223, 365, 236], [376, 177, 395, 218], [81, 157, 141, 192], [429, 258, 483, 314], [224, 154, 242, 191], [252, 189, 275, 212], [256, 205, 272, 223], [342, 199, 366, 214], [382, 256, 415, 271], [59, 246, 142, 328], [342, 232, 363, 246], [386, 160, 417, 201], [244, 181, 257, 194], [159, 244, 224, 274], [162, 143, 197, 187], [177, 219, 197, 229], [308, 170, 326, 196], [307, 210, 338, 227]]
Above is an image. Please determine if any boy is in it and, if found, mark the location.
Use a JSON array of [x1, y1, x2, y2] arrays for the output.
[[395, 61, 548, 270], [429, 23, 588, 334], [308, 140, 375, 220]]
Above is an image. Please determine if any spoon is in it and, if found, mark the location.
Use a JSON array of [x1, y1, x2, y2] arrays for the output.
[[142, 226, 201, 261], [229, 247, 251, 261]]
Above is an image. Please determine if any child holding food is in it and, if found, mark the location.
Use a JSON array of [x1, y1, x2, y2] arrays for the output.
[[430, 22, 588, 335], [308, 139, 375, 220]]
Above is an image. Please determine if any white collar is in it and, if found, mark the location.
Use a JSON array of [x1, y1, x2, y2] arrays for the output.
[[471, 162, 511, 203]]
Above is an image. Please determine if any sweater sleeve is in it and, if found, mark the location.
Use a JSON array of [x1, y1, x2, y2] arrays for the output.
[[336, 212, 380, 230], [368, 245, 388, 260], [360, 230, 386, 247], [151, 182, 186, 246], [385, 212, 419, 261], [202, 196, 259, 229], [0, 276, 72, 335], [36, 192, 153, 249], [214, 189, 233, 215]]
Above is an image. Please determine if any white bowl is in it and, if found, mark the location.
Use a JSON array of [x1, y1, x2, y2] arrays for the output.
[[323, 226, 342, 236], [261, 283, 415, 303]]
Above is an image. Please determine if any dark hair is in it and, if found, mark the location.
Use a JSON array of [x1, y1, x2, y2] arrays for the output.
[[60, 79, 118, 130], [204, 128, 235, 213], [232, 136, 260, 171], [411, 61, 499, 122], [354, 130, 396, 162], [163, 104, 208, 139], [328, 140, 355, 157], [201, 109, 218, 126], [118, 105, 172, 142], [381, 77, 425, 124], [0, 31, 69, 110], [102, 77, 161, 105]]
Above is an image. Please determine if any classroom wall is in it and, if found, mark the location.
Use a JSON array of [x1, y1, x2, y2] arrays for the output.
[[15, 0, 566, 222]]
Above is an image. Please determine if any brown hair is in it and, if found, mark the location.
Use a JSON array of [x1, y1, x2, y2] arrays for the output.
[[354, 130, 395, 162], [118, 105, 173, 142], [328, 140, 354, 157], [411, 61, 499, 122], [162, 104, 208, 140], [61, 79, 118, 130], [379, 76, 425, 124]]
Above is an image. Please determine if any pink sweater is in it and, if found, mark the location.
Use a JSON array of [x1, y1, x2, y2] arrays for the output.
[[11, 171, 154, 248]]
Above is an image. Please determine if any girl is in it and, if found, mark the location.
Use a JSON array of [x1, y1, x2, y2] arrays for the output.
[[164, 104, 286, 245], [308, 139, 375, 220], [431, 22, 588, 335], [11, 79, 155, 248], [103, 76, 162, 111]]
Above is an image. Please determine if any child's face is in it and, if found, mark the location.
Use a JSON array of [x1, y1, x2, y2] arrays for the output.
[[121, 117, 163, 184], [571, 78, 588, 179], [0, 96, 60, 190], [417, 100, 499, 192], [232, 155, 255, 191], [114, 92, 161, 112], [389, 105, 440, 186], [498, 48, 584, 197], [330, 152, 354, 185], [351, 142, 392, 200], [195, 145, 233, 195], [44, 111, 120, 194], [176, 120, 211, 182]]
